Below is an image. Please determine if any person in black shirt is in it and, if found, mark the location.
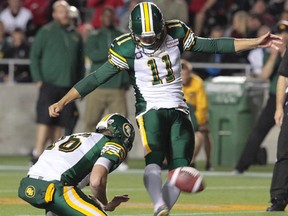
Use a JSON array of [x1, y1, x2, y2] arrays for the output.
[[267, 48, 288, 211]]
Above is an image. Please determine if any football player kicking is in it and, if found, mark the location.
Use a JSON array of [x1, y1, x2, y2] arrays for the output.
[[49, 2, 282, 216], [18, 113, 135, 216]]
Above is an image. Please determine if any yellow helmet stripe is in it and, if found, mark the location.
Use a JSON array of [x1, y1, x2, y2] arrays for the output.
[[101, 113, 113, 121], [143, 2, 151, 33]]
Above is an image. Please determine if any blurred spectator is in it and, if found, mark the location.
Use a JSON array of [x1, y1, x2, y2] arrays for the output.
[[77, 22, 94, 41], [250, 0, 275, 27], [69, 5, 81, 28], [225, 10, 248, 38], [23, 0, 51, 36], [0, 21, 10, 59], [248, 25, 271, 76], [188, 0, 217, 36], [268, 0, 286, 19], [229, 0, 252, 13], [4, 28, 31, 82], [69, 4, 94, 42], [285, 0, 288, 11], [63, 5, 83, 136], [0, 21, 10, 82], [0, 1, 8, 12], [279, 10, 288, 21], [181, 59, 213, 171], [119, 0, 141, 33], [29, 0, 84, 164], [155, 0, 188, 23], [86, 0, 123, 29], [84, 5, 129, 132], [0, 0, 33, 36], [204, 0, 229, 36], [222, 10, 249, 73], [246, 13, 263, 38], [84, 6, 130, 170], [234, 20, 288, 174]]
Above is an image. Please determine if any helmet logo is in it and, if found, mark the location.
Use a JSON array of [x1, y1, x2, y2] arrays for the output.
[[25, 185, 36, 198], [123, 123, 132, 137]]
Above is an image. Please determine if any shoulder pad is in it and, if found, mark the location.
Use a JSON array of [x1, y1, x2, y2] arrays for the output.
[[108, 33, 135, 70], [165, 20, 191, 38], [166, 20, 195, 51]]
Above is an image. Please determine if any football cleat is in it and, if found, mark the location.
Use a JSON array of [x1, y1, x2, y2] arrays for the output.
[[154, 205, 169, 216], [266, 198, 287, 211]]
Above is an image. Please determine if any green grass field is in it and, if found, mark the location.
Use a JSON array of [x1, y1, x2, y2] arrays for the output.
[[0, 156, 286, 216]]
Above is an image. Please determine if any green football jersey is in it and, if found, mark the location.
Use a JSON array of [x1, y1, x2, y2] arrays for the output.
[[74, 20, 235, 116], [28, 132, 127, 186], [108, 20, 194, 116]]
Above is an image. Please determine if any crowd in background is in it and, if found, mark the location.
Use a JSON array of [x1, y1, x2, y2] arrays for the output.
[[0, 0, 288, 82]]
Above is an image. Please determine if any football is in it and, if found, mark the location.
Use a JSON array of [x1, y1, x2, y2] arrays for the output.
[[167, 166, 205, 193]]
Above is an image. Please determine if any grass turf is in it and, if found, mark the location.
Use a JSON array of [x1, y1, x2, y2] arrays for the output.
[[0, 156, 284, 216]]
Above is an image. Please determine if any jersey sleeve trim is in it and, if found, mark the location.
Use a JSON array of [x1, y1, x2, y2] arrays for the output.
[[108, 48, 129, 70], [101, 142, 126, 159], [183, 28, 195, 51]]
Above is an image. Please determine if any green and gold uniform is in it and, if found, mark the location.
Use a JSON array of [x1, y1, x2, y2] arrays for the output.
[[74, 20, 235, 169], [18, 132, 128, 216]]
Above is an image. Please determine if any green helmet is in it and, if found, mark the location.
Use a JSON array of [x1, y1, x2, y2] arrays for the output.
[[129, 2, 165, 48], [95, 113, 135, 152]]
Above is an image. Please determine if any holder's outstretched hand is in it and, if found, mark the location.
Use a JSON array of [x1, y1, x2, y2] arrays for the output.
[[104, 195, 129, 211]]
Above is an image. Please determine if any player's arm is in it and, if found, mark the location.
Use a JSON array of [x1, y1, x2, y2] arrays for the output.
[[191, 32, 282, 53], [275, 49, 288, 126], [49, 61, 119, 117], [85, 31, 108, 63], [275, 75, 287, 127], [234, 32, 282, 52], [90, 162, 109, 207], [90, 157, 129, 211], [258, 49, 279, 80], [176, 18, 282, 53]]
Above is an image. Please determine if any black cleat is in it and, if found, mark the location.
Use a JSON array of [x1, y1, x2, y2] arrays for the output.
[[266, 198, 287, 211]]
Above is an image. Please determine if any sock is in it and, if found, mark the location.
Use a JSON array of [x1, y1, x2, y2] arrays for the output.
[[144, 164, 166, 212], [162, 179, 181, 210]]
